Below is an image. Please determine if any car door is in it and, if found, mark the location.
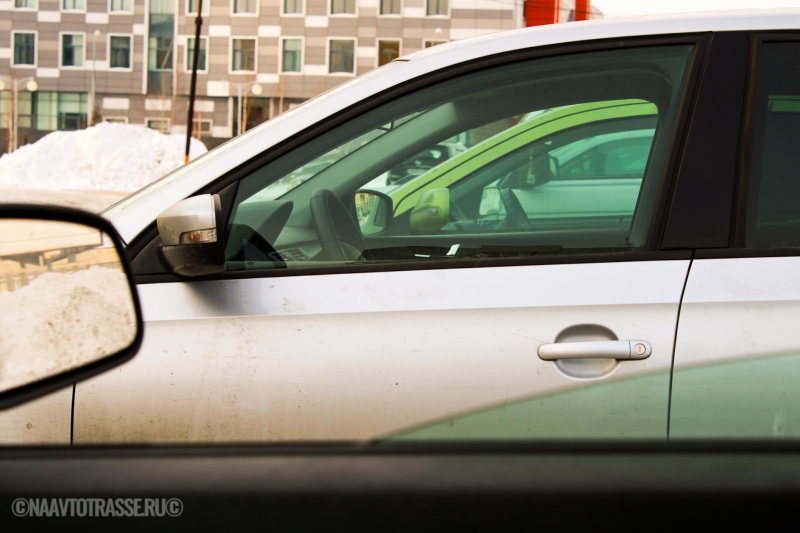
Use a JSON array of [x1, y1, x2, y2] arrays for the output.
[[75, 37, 702, 443], [670, 35, 800, 438]]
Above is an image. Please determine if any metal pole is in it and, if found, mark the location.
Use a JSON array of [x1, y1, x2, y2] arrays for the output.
[[12, 80, 18, 151], [237, 83, 243, 137], [184, 0, 204, 164], [89, 30, 98, 126]]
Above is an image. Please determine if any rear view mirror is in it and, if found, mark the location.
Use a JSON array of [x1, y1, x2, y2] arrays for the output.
[[521, 153, 557, 189], [409, 188, 449, 234], [0, 205, 142, 410], [355, 189, 394, 236]]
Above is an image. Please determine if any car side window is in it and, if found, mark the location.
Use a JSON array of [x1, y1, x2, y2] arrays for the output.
[[225, 45, 694, 272], [745, 42, 800, 248]]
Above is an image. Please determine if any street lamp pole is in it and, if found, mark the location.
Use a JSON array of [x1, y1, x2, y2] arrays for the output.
[[237, 82, 242, 137], [12, 80, 18, 151], [89, 29, 100, 127], [231, 80, 262, 137], [0, 76, 38, 152]]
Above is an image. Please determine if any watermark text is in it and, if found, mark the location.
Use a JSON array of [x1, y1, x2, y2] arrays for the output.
[[12, 498, 182, 518]]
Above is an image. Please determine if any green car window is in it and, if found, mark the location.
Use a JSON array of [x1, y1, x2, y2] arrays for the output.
[[226, 45, 693, 272]]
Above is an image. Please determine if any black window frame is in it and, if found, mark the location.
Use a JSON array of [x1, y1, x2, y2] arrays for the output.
[[283, 0, 302, 14], [232, 38, 256, 72], [694, 31, 800, 260], [328, 39, 355, 74], [109, 35, 132, 69], [110, 0, 132, 11], [13, 32, 36, 66], [330, 0, 355, 14], [426, 0, 447, 16], [380, 0, 400, 15], [378, 40, 400, 66], [130, 33, 712, 284], [186, 36, 207, 72], [281, 38, 302, 73]]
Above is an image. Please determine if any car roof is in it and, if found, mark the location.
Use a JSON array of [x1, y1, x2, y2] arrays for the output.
[[105, 8, 800, 243], [401, 8, 800, 67]]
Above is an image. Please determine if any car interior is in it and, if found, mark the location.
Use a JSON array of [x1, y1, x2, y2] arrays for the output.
[[223, 45, 694, 273]]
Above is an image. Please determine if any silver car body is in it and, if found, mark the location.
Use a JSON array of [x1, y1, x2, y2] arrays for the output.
[[4, 9, 800, 444]]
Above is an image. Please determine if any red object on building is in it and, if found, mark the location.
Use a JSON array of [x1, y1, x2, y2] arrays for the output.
[[575, 0, 590, 21], [525, 0, 590, 27]]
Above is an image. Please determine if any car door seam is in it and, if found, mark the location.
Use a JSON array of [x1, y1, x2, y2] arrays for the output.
[[666, 251, 694, 440]]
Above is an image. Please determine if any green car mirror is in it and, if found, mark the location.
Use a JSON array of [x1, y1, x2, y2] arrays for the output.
[[410, 188, 450, 234]]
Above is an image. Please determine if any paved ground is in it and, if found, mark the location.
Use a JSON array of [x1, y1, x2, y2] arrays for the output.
[[0, 189, 130, 213]]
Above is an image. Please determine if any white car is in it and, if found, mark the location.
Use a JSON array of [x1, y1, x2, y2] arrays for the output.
[[6, 9, 800, 445]]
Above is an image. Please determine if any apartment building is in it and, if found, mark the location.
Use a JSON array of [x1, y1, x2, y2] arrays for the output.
[[0, 0, 522, 151]]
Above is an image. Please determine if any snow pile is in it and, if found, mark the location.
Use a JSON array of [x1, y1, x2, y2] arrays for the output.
[[0, 267, 136, 393], [0, 122, 207, 191]]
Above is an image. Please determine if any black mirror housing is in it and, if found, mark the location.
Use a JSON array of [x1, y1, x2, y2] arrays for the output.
[[355, 189, 394, 236]]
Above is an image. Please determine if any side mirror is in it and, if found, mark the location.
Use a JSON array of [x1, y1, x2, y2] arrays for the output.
[[0, 204, 142, 410], [409, 188, 449, 234], [479, 186, 502, 217], [157, 194, 225, 277], [355, 189, 394, 236]]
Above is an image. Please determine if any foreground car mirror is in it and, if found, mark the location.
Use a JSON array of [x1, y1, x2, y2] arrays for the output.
[[0, 204, 143, 410], [157, 194, 225, 277], [355, 189, 393, 236]]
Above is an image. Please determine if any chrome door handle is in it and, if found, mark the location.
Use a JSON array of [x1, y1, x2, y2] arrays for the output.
[[538, 340, 652, 361]]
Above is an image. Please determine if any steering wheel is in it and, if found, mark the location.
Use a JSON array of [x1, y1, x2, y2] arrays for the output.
[[499, 188, 532, 230], [310, 188, 367, 262]]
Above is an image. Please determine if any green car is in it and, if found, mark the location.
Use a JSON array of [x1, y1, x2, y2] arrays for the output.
[[365, 99, 658, 239]]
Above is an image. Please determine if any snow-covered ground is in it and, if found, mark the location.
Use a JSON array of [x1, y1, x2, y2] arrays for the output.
[[0, 123, 207, 212], [0, 188, 130, 212]]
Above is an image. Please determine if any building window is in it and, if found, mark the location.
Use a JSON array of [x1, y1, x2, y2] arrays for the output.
[[109, 35, 132, 69], [12, 33, 36, 66], [281, 38, 302, 73], [329, 39, 354, 73], [0, 92, 33, 129], [35, 92, 89, 131], [378, 40, 399, 66], [149, 0, 173, 13], [146, 118, 170, 133], [104, 117, 128, 124], [283, 0, 302, 14], [61, 34, 84, 67], [330, 0, 355, 14], [15, 0, 36, 8], [62, 0, 85, 9], [232, 0, 257, 13], [426, 0, 446, 15], [193, 118, 212, 135], [110, 0, 131, 11], [148, 0, 175, 95], [149, 36, 173, 71], [186, 37, 207, 71], [380, 0, 399, 15], [232, 38, 256, 72], [425, 40, 446, 47], [187, 0, 209, 13]]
